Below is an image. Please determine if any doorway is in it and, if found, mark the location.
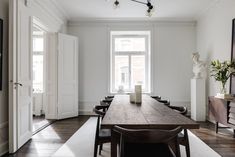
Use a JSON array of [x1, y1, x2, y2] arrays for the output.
[[32, 24, 52, 134]]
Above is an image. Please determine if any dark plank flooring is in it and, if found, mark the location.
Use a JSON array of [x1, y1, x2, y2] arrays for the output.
[[33, 115, 53, 133], [3, 116, 235, 157], [190, 122, 235, 157], [4, 116, 90, 157]]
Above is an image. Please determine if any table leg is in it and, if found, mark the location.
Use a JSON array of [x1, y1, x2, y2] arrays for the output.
[[111, 129, 118, 157], [215, 122, 218, 133]]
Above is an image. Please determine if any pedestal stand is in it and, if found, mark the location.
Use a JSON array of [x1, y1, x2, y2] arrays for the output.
[[191, 78, 206, 121]]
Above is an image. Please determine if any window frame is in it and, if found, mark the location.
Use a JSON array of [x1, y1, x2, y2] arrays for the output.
[[110, 32, 151, 93]]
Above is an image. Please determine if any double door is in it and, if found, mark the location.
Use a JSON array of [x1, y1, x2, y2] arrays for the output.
[[9, 0, 79, 152]]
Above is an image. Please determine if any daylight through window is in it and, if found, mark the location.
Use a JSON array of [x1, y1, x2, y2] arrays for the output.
[[110, 31, 151, 93]]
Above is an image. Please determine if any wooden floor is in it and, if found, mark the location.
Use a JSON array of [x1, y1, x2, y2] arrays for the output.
[[4, 116, 90, 157], [191, 123, 235, 157], [33, 115, 53, 133], [4, 116, 235, 157]]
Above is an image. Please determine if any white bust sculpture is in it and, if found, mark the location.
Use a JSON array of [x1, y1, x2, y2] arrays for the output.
[[192, 52, 206, 79]]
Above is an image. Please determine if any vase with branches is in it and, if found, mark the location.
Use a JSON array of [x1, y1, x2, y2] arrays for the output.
[[210, 60, 235, 94]]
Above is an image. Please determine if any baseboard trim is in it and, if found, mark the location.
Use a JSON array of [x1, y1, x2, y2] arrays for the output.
[[79, 110, 95, 115], [0, 121, 8, 129], [0, 141, 9, 156]]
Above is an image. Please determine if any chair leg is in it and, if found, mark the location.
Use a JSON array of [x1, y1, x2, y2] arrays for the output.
[[94, 142, 98, 157], [99, 144, 103, 155], [215, 122, 219, 133], [184, 129, 190, 157], [174, 137, 181, 157]]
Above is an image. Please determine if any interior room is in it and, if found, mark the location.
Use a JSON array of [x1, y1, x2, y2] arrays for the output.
[[0, 0, 235, 157]]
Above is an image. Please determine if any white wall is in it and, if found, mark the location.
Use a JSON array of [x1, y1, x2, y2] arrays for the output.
[[197, 0, 235, 97], [68, 20, 196, 114], [0, 0, 9, 155]]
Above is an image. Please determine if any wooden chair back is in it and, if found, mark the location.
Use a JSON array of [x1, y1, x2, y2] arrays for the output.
[[113, 126, 182, 157]]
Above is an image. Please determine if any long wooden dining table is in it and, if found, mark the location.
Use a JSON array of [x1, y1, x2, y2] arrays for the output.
[[101, 95, 200, 157]]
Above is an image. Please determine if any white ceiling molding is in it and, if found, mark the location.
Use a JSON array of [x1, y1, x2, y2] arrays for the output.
[[69, 17, 196, 23], [68, 19, 196, 28]]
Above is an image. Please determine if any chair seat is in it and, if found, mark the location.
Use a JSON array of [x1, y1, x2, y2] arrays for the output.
[[123, 143, 175, 157], [99, 129, 111, 138]]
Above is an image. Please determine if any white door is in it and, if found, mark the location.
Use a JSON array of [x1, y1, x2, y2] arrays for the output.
[[57, 33, 78, 119], [9, 0, 33, 152], [45, 33, 58, 119]]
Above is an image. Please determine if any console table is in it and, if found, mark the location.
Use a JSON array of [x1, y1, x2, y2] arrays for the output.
[[208, 96, 235, 137]]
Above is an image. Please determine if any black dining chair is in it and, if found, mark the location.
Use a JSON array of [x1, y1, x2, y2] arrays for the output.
[[101, 98, 113, 105], [151, 95, 161, 100], [169, 106, 187, 115], [113, 126, 182, 157], [105, 95, 115, 99], [93, 105, 109, 119], [157, 99, 171, 106], [153, 96, 190, 157], [93, 105, 111, 157], [168, 105, 190, 157]]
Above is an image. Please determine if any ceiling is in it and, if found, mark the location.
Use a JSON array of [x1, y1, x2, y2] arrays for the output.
[[54, 0, 218, 20]]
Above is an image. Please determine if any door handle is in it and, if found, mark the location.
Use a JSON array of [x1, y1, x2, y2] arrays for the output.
[[14, 82, 23, 86]]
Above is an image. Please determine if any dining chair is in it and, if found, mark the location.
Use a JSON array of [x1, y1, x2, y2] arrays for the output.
[[168, 106, 187, 115], [113, 126, 182, 157], [151, 95, 170, 106], [151, 95, 161, 100], [105, 95, 115, 99], [93, 105, 109, 119], [101, 98, 113, 105], [157, 99, 171, 106], [100, 99, 112, 112], [169, 105, 190, 157], [93, 105, 111, 157]]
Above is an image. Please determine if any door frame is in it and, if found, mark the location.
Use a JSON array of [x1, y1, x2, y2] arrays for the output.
[[8, 0, 18, 152], [9, 0, 34, 152], [8, 0, 49, 152]]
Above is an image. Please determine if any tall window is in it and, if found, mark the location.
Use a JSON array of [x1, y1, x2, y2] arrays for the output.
[[110, 31, 151, 93], [32, 27, 44, 93]]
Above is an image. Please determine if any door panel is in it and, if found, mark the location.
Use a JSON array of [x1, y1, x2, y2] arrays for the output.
[[45, 33, 58, 119], [58, 33, 78, 119], [17, 2, 33, 148]]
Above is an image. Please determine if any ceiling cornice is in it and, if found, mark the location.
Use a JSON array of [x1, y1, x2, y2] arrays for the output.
[[69, 17, 196, 23], [68, 18, 196, 27]]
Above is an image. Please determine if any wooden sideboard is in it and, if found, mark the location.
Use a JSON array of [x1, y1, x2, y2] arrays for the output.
[[208, 96, 235, 137]]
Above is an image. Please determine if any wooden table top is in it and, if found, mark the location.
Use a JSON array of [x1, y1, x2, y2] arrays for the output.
[[101, 95, 199, 129]]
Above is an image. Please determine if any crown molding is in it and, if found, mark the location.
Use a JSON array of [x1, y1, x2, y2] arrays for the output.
[[69, 17, 196, 23], [68, 18, 196, 27]]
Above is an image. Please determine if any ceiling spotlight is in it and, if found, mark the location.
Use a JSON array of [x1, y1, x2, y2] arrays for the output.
[[146, 1, 154, 17], [108, 0, 155, 17], [113, 0, 120, 9]]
